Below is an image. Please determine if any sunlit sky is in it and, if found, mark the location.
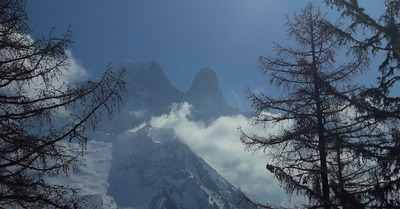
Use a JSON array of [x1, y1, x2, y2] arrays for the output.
[[26, 0, 384, 205]]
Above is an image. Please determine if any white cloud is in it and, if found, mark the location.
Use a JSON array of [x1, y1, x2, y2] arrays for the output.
[[150, 102, 287, 205], [64, 50, 89, 83], [2, 31, 90, 118]]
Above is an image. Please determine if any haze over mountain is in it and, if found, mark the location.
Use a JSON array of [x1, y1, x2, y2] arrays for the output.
[[123, 61, 184, 116], [104, 61, 239, 133], [58, 61, 269, 208], [186, 67, 237, 121], [125, 61, 238, 121], [108, 125, 249, 209]]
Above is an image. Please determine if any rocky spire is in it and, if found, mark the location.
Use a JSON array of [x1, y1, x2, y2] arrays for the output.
[[186, 68, 238, 121]]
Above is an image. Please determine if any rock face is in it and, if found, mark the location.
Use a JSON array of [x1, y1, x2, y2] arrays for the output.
[[124, 61, 184, 115], [101, 61, 184, 133], [186, 68, 237, 121], [107, 126, 249, 209], [111, 61, 238, 131], [187, 68, 221, 99]]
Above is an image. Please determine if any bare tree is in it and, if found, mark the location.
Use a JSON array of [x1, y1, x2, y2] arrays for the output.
[[239, 3, 385, 208], [320, 0, 400, 207], [0, 0, 125, 208], [323, 0, 400, 108]]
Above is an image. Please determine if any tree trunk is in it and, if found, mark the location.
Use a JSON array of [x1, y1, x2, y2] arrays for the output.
[[310, 16, 330, 208], [314, 73, 330, 209]]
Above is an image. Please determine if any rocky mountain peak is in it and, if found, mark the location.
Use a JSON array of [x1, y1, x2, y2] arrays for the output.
[[186, 68, 224, 107], [109, 62, 237, 129], [188, 68, 220, 96], [186, 68, 238, 121], [129, 61, 172, 92], [121, 61, 183, 114]]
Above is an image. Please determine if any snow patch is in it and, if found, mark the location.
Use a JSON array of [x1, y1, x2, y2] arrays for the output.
[[126, 122, 147, 133]]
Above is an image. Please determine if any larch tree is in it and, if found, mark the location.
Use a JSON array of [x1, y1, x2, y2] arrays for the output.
[[239, 3, 388, 208], [320, 0, 400, 207], [0, 0, 125, 208]]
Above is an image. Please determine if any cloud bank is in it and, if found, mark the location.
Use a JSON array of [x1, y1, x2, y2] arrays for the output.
[[150, 102, 287, 205]]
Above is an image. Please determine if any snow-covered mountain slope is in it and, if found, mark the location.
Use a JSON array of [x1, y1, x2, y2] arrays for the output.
[[55, 61, 259, 208], [47, 139, 119, 209], [107, 125, 251, 209]]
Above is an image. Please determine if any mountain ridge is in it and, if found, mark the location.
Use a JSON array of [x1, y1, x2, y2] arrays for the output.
[[74, 60, 254, 209], [105, 61, 239, 133]]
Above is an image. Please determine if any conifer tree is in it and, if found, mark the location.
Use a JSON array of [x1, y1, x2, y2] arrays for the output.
[[322, 0, 400, 104], [0, 1, 125, 208], [240, 3, 388, 208], [320, 0, 400, 207]]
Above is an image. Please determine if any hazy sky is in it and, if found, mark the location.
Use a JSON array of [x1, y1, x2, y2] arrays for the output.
[[26, 1, 383, 111], [27, 0, 329, 111]]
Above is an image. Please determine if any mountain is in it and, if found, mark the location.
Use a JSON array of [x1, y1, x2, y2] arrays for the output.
[[186, 68, 237, 121], [107, 125, 250, 209], [46, 139, 119, 209], [67, 61, 251, 208], [107, 61, 239, 133], [123, 61, 184, 115], [102, 61, 184, 133]]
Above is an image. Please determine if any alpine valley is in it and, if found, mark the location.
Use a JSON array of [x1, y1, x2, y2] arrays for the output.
[[55, 61, 261, 209]]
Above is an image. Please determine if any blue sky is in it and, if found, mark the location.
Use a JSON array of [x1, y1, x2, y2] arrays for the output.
[[26, 0, 322, 111], [26, 1, 384, 111]]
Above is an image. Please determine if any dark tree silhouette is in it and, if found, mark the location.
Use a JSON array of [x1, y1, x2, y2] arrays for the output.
[[239, 3, 390, 208], [0, 0, 125, 208], [320, 0, 400, 207], [323, 0, 400, 103]]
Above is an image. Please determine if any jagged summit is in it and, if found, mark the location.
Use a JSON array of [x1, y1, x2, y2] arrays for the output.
[[98, 61, 184, 133], [188, 68, 220, 97], [127, 61, 175, 94], [122, 61, 183, 112], [186, 68, 238, 121], [109, 61, 238, 128]]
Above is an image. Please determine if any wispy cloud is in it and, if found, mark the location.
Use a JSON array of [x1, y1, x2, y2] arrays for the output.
[[64, 50, 89, 83], [150, 102, 286, 204]]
